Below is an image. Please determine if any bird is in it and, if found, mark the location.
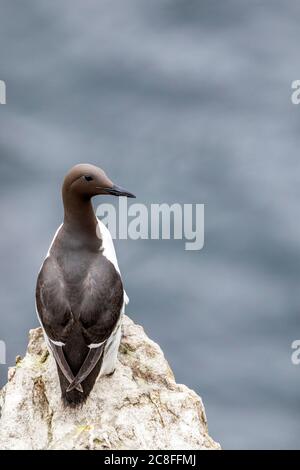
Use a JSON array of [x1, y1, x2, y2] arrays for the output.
[[36, 164, 135, 405]]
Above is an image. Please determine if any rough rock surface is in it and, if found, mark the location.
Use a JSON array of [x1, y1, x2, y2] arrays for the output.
[[0, 315, 220, 450]]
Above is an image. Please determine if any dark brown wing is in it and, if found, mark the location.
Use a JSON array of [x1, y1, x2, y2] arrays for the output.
[[35, 257, 83, 391], [65, 258, 124, 391], [78, 256, 124, 345], [36, 257, 74, 343]]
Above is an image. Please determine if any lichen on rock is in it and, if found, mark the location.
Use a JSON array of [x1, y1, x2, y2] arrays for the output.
[[0, 315, 220, 450]]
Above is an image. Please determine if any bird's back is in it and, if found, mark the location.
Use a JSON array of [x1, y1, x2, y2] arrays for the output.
[[36, 224, 124, 404]]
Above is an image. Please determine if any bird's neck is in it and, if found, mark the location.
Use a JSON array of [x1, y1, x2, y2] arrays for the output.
[[63, 192, 100, 245]]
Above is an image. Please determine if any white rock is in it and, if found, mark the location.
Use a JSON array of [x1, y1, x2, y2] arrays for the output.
[[0, 315, 220, 450]]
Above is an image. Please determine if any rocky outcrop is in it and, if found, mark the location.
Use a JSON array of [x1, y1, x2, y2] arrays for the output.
[[0, 315, 220, 450]]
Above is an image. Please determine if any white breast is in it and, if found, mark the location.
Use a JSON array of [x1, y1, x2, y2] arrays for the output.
[[97, 219, 129, 306], [46, 224, 63, 259]]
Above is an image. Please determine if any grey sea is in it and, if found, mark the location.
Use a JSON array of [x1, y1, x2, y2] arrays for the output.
[[0, 0, 300, 449]]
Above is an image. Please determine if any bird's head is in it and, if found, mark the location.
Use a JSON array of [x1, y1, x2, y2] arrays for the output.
[[62, 164, 136, 200]]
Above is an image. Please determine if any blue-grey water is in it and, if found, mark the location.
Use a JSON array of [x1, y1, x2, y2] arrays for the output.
[[1, 0, 300, 449]]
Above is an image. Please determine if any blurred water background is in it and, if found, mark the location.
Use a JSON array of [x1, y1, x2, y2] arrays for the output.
[[1, 0, 300, 449]]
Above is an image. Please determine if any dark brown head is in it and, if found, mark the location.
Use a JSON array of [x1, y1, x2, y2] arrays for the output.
[[62, 164, 136, 201]]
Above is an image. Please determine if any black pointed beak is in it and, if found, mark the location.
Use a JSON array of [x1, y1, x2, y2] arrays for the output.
[[104, 184, 136, 198]]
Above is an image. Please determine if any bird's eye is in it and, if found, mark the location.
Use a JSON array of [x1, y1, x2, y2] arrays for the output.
[[84, 176, 94, 182]]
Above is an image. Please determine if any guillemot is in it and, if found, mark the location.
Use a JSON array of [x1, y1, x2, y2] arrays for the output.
[[36, 164, 135, 405]]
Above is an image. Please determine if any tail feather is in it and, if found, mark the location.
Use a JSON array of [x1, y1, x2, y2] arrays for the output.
[[54, 326, 103, 406], [56, 358, 103, 406], [66, 343, 106, 393]]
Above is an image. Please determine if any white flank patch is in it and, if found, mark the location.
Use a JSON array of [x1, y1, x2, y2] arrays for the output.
[[49, 338, 66, 347], [88, 341, 106, 349]]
